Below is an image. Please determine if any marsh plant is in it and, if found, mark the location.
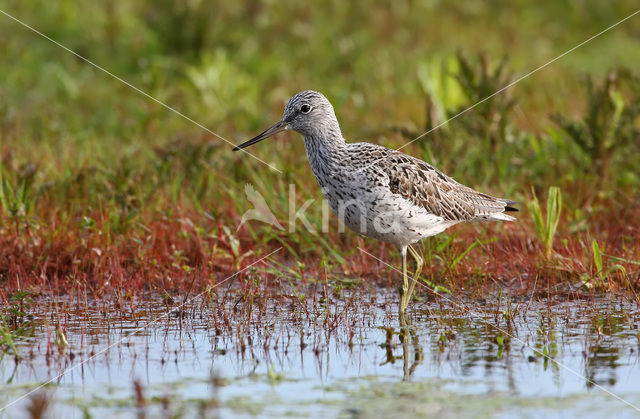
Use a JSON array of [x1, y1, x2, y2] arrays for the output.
[[0, 291, 36, 357], [453, 53, 518, 151], [0, 162, 38, 228], [583, 240, 639, 294], [528, 186, 562, 258], [401, 52, 517, 152], [552, 69, 640, 181]]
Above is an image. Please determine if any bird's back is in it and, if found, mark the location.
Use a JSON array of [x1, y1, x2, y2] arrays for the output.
[[345, 142, 517, 223]]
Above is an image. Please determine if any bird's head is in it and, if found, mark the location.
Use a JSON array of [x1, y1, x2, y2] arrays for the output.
[[233, 90, 340, 151]]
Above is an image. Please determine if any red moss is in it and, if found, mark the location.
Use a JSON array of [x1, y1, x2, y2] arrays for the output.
[[1, 197, 639, 298]]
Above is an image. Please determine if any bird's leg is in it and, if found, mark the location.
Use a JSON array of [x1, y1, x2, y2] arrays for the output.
[[406, 245, 424, 307], [399, 246, 410, 362], [399, 246, 408, 316]]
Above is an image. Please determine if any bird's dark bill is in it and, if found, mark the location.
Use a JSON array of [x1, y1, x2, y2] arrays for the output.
[[232, 121, 287, 151]]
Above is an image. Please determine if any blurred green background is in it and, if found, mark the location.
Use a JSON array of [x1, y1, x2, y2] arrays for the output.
[[1, 1, 639, 260]]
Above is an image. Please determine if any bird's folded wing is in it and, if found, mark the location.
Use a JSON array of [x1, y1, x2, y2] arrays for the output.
[[379, 151, 512, 221]]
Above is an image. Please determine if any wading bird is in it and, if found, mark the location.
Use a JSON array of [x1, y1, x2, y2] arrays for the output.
[[233, 91, 517, 315]]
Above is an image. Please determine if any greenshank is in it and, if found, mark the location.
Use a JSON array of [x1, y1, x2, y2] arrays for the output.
[[233, 90, 518, 314]]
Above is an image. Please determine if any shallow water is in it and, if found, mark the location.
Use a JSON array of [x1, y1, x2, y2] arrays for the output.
[[1, 290, 639, 418]]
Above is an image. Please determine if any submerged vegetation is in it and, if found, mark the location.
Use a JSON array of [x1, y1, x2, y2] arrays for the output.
[[2, 290, 640, 418], [1, 1, 640, 298]]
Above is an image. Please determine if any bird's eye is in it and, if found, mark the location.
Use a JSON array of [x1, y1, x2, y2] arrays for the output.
[[300, 104, 312, 114]]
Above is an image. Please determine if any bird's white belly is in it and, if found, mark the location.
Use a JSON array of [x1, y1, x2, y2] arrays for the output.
[[323, 187, 457, 247]]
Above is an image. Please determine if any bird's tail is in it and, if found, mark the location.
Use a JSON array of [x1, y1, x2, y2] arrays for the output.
[[487, 211, 517, 221], [472, 196, 518, 222], [486, 199, 518, 221]]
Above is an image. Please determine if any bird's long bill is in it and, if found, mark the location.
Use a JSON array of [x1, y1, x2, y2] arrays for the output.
[[232, 120, 288, 151]]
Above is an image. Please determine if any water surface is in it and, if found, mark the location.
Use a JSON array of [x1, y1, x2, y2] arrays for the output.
[[1, 290, 639, 418]]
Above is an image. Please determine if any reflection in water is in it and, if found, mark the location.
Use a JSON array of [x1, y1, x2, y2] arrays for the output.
[[0, 291, 639, 417], [398, 311, 423, 382]]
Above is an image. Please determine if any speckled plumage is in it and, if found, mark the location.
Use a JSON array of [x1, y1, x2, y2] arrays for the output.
[[234, 90, 518, 312], [276, 91, 517, 248]]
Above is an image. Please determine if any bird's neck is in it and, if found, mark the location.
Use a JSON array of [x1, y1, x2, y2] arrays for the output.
[[303, 127, 346, 171]]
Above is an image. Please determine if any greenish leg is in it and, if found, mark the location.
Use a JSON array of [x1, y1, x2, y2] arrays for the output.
[[399, 246, 408, 315], [406, 244, 424, 307]]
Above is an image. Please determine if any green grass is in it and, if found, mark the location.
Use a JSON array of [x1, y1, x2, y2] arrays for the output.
[[528, 186, 562, 258]]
